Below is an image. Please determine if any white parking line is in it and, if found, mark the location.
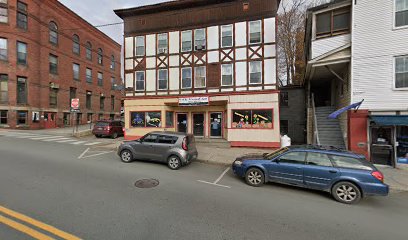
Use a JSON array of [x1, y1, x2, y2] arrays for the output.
[[30, 136, 64, 140], [78, 148, 90, 159], [70, 141, 87, 145], [55, 139, 77, 143], [197, 167, 231, 188], [84, 142, 101, 146], [42, 138, 71, 142], [15, 135, 48, 138]]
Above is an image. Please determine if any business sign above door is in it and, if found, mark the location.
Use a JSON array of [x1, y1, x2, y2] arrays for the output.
[[179, 97, 209, 106]]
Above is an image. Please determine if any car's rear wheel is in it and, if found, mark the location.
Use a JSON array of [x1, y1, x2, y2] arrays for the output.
[[167, 155, 181, 170], [111, 132, 118, 139], [332, 181, 361, 204], [120, 150, 133, 163], [245, 168, 264, 187]]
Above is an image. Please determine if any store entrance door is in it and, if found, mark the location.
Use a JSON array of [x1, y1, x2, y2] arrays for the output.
[[177, 113, 188, 133], [210, 112, 222, 138], [193, 113, 204, 137], [44, 112, 57, 129], [370, 127, 395, 166]]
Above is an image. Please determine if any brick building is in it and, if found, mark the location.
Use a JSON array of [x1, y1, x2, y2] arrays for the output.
[[0, 0, 122, 129]]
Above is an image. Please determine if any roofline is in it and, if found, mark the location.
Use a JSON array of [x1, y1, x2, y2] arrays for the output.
[[306, 0, 351, 13], [54, 0, 121, 48]]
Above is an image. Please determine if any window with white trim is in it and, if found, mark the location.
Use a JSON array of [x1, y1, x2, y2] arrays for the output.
[[249, 61, 262, 84], [181, 30, 192, 52], [158, 69, 168, 90], [157, 34, 168, 54], [221, 25, 233, 48], [221, 64, 233, 86], [395, 56, 408, 88], [181, 67, 192, 89], [194, 66, 206, 88], [249, 20, 262, 44], [136, 36, 145, 56], [396, 0, 408, 27], [194, 29, 206, 50], [136, 71, 145, 91]]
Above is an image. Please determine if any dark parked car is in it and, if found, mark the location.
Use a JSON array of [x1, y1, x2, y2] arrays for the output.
[[92, 120, 124, 139], [117, 131, 198, 170], [232, 145, 389, 204]]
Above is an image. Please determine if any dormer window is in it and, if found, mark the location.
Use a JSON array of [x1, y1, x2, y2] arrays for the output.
[[316, 7, 350, 38]]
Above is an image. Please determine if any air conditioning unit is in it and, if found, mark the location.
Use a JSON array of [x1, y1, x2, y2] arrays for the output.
[[195, 45, 206, 51], [49, 82, 60, 89], [158, 48, 167, 54]]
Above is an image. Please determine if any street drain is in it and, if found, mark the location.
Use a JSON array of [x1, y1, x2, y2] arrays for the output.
[[135, 179, 159, 188]]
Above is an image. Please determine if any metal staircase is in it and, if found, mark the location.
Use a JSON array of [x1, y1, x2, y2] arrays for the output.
[[315, 106, 346, 149]]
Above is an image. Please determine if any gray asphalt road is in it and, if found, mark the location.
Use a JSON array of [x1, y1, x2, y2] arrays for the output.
[[0, 136, 407, 240]]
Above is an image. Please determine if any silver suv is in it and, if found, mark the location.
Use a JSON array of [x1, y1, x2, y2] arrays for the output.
[[117, 131, 198, 170]]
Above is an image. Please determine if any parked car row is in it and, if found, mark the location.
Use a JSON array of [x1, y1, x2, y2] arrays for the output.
[[116, 130, 388, 205]]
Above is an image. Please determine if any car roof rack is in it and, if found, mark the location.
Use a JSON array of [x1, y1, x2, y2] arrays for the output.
[[289, 145, 364, 158]]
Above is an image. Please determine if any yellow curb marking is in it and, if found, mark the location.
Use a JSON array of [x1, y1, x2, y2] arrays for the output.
[[0, 214, 55, 240]]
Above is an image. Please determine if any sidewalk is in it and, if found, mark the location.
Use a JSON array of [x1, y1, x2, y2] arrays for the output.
[[1, 124, 93, 136], [375, 164, 408, 192]]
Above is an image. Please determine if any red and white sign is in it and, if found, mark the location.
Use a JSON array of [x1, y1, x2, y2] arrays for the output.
[[71, 98, 80, 109]]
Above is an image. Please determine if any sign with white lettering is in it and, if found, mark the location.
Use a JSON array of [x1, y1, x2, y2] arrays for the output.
[[70, 98, 80, 112], [178, 97, 209, 106]]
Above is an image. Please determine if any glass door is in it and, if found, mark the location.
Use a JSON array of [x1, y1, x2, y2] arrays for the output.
[[193, 113, 204, 137], [210, 112, 222, 138], [177, 113, 188, 133]]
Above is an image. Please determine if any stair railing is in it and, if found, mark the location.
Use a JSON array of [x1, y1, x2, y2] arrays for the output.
[[311, 93, 320, 145]]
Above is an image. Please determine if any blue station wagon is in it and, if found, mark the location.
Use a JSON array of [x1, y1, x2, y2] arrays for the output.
[[232, 146, 389, 204]]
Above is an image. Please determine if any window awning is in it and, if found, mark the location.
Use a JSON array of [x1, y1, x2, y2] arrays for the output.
[[370, 115, 408, 126]]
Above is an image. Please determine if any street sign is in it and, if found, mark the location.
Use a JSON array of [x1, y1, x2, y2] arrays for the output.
[[179, 96, 209, 106], [71, 98, 80, 112]]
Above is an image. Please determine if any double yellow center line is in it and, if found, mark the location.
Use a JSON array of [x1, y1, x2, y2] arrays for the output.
[[0, 205, 81, 240]]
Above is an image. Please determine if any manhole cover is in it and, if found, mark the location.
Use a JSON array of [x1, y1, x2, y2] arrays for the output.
[[134, 179, 159, 188]]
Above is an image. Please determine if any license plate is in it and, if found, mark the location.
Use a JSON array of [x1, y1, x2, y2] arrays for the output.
[[98, 127, 102, 130]]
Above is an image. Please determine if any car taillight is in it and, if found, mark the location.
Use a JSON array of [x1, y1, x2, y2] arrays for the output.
[[182, 137, 188, 151], [106, 126, 111, 131], [371, 171, 384, 182]]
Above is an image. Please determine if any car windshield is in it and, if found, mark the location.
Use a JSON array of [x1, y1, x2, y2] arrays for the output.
[[95, 122, 109, 127], [265, 147, 289, 160]]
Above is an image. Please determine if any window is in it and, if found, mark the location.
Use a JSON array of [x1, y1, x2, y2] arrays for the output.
[[136, 36, 145, 56], [330, 155, 373, 170], [85, 42, 92, 60], [63, 113, 70, 125], [16, 41, 27, 65], [166, 111, 174, 127], [280, 92, 289, 106], [306, 152, 333, 167], [249, 61, 262, 84], [158, 69, 168, 90], [0, 110, 7, 124], [111, 77, 116, 90], [142, 134, 158, 143], [69, 87, 76, 107], [395, 56, 408, 88], [232, 109, 273, 128], [396, 0, 408, 27], [181, 67, 192, 89], [249, 20, 262, 44], [86, 68, 92, 83], [97, 72, 103, 86], [98, 114, 103, 120], [49, 54, 58, 74], [278, 152, 306, 164], [86, 91, 92, 109], [17, 1, 27, 30], [73, 63, 80, 80], [194, 66, 206, 88], [131, 111, 162, 128], [194, 29, 206, 50], [0, 74, 7, 103], [72, 34, 80, 54], [136, 71, 145, 91], [157, 135, 177, 144], [49, 21, 58, 45], [181, 30, 192, 52], [221, 64, 233, 86], [87, 113, 93, 123], [49, 88, 58, 108], [316, 8, 350, 37], [100, 96, 105, 111], [280, 120, 289, 135], [97, 48, 103, 65], [157, 33, 168, 54], [17, 111, 27, 125], [0, 38, 7, 60], [110, 55, 115, 70], [0, 0, 8, 23], [17, 77, 27, 104], [111, 95, 115, 111], [221, 25, 233, 48]]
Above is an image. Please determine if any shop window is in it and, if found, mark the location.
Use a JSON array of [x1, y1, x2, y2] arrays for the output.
[[17, 41, 27, 65], [249, 20, 262, 44], [194, 28, 206, 50], [181, 67, 192, 89], [131, 111, 162, 128], [221, 25, 233, 48], [0, 74, 8, 103], [0, 38, 7, 61], [136, 71, 145, 91], [397, 126, 408, 160], [0, 110, 7, 124], [194, 66, 206, 88], [17, 111, 27, 125], [17, 77, 27, 104], [158, 69, 168, 90], [157, 33, 168, 54], [181, 30, 192, 52], [166, 111, 174, 127], [232, 109, 273, 129], [136, 36, 145, 56], [280, 92, 289, 106], [49, 88, 58, 108], [280, 120, 288, 135]]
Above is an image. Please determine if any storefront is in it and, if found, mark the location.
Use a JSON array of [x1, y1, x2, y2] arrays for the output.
[[124, 92, 281, 148]]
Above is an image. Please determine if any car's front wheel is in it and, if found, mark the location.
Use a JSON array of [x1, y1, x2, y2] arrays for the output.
[[120, 150, 133, 163], [167, 155, 181, 170], [245, 168, 264, 187], [332, 181, 362, 204]]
